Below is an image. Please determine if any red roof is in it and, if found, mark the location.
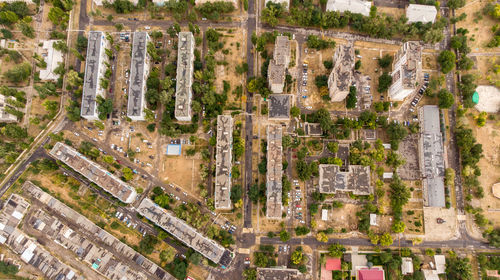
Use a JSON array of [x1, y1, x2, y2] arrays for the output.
[[358, 268, 384, 280], [325, 258, 341, 271]]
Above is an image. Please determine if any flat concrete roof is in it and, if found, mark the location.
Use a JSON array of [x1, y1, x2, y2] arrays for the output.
[[127, 32, 149, 119], [326, 0, 371, 16], [215, 115, 233, 210], [269, 94, 291, 120], [137, 198, 232, 266], [175, 32, 195, 121], [319, 164, 372, 195], [273, 36, 290, 66], [81, 31, 106, 119], [49, 142, 137, 203], [419, 105, 445, 207], [406, 4, 437, 23], [266, 125, 283, 219], [257, 267, 301, 280]]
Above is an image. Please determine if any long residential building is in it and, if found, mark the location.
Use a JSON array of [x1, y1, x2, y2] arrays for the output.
[[419, 105, 445, 207], [127, 32, 150, 121], [268, 36, 290, 94], [215, 115, 233, 210], [81, 31, 109, 120], [49, 142, 137, 203], [328, 44, 354, 102], [0, 194, 80, 280], [175, 32, 195, 122], [137, 198, 233, 267], [266, 125, 283, 219], [388, 41, 422, 101], [22, 181, 175, 280]]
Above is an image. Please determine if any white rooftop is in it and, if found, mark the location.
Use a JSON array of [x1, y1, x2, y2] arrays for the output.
[[406, 4, 437, 23], [474, 85, 500, 113], [326, 0, 371, 16]]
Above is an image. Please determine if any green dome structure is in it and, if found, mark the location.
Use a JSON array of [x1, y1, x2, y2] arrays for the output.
[[472, 91, 479, 104]]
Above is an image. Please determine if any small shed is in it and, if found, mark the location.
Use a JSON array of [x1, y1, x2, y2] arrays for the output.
[[370, 214, 377, 226], [322, 209, 328, 221], [401, 257, 414, 275]]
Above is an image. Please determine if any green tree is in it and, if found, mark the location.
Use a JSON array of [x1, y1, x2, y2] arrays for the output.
[[438, 89, 455, 109], [391, 220, 406, 233], [346, 85, 357, 109], [294, 226, 310, 236], [280, 230, 291, 242], [243, 268, 257, 280], [438, 50, 456, 74], [122, 167, 134, 181], [291, 248, 304, 265], [378, 54, 393, 69], [48, 7, 67, 25], [328, 243, 345, 258], [447, 0, 466, 9], [4, 62, 31, 83], [377, 72, 392, 93], [290, 106, 300, 118], [446, 257, 472, 280], [138, 235, 158, 255], [379, 233, 393, 246]]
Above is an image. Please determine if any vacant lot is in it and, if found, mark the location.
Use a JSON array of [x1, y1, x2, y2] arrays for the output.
[[468, 118, 500, 228], [456, 0, 500, 51], [159, 154, 204, 196]]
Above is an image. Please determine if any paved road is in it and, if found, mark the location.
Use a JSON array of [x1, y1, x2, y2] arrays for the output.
[[243, 0, 257, 229]]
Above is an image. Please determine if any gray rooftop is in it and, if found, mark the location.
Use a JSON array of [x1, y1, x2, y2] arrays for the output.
[[49, 142, 137, 203], [215, 115, 233, 210], [22, 181, 175, 280], [305, 123, 323, 136], [268, 60, 286, 88], [0, 194, 81, 280], [419, 105, 445, 207], [257, 267, 301, 280], [81, 31, 106, 119], [328, 44, 354, 101], [266, 125, 283, 219], [127, 32, 149, 119], [175, 32, 195, 121], [269, 94, 291, 120], [137, 198, 231, 266], [319, 164, 372, 195]]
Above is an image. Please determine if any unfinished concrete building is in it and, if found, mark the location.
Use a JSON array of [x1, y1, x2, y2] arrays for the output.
[[22, 181, 175, 280], [268, 36, 291, 94], [328, 44, 355, 102], [257, 267, 301, 280], [388, 42, 422, 101], [137, 198, 232, 267], [81, 31, 109, 120], [175, 32, 195, 122], [0, 94, 19, 123], [266, 125, 283, 219], [215, 115, 233, 210], [127, 32, 150, 121], [268, 94, 291, 120], [419, 105, 445, 207], [319, 165, 372, 195], [39, 40, 64, 81], [49, 142, 137, 203], [0, 194, 80, 280]]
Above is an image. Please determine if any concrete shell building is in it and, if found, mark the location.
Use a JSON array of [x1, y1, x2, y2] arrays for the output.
[[268, 36, 291, 94], [388, 42, 422, 101], [81, 31, 110, 120], [406, 4, 437, 24], [266, 125, 283, 219], [175, 32, 195, 122], [328, 44, 355, 102], [215, 115, 233, 210], [326, 0, 372, 16], [127, 32, 150, 121]]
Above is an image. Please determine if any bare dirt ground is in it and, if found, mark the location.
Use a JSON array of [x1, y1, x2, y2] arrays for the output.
[[468, 117, 500, 227], [159, 155, 203, 195], [317, 204, 360, 231], [214, 28, 246, 108], [423, 207, 459, 241], [377, 7, 405, 18], [397, 134, 420, 181], [456, 0, 500, 52], [468, 55, 500, 86], [421, 53, 438, 71], [27, 95, 60, 137]]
